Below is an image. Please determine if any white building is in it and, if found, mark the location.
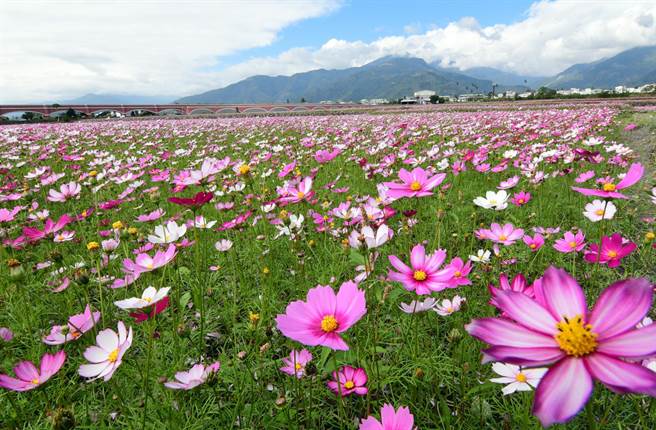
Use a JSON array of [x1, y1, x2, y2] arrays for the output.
[[413, 90, 436, 104]]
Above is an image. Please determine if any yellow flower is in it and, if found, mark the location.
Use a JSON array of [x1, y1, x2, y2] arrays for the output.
[[646, 231, 655, 241], [262, 267, 270, 275], [248, 312, 260, 324], [89, 170, 98, 177], [238, 164, 251, 175], [86, 242, 100, 251], [128, 227, 138, 235], [112, 221, 124, 230]]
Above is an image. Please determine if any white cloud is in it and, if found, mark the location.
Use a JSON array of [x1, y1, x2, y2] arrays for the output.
[[212, 0, 656, 91], [0, 0, 341, 103]]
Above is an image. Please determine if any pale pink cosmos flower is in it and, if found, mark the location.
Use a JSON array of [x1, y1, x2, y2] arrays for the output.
[[572, 162, 644, 199], [215, 239, 233, 252], [43, 304, 100, 345], [433, 296, 466, 316], [498, 175, 520, 190], [466, 266, 656, 427], [0, 206, 22, 223], [388, 244, 455, 295], [553, 231, 586, 253], [359, 404, 414, 430], [0, 327, 13, 342], [0, 351, 66, 391], [477, 223, 524, 246], [53, 230, 75, 243], [79, 321, 133, 382], [136, 208, 165, 223], [280, 349, 313, 378], [47, 182, 81, 202], [164, 362, 220, 390], [399, 297, 437, 313], [327, 365, 368, 396], [382, 167, 446, 199], [278, 176, 314, 204], [134, 244, 177, 273], [114, 286, 170, 310], [275, 280, 366, 351]]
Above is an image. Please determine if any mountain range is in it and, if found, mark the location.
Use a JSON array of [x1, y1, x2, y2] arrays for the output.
[[55, 45, 656, 104]]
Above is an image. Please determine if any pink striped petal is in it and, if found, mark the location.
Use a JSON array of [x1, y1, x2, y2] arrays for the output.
[[541, 267, 587, 320], [532, 358, 593, 427], [589, 278, 652, 341], [465, 318, 558, 348], [482, 346, 565, 366], [585, 353, 656, 395], [597, 324, 656, 358], [494, 291, 558, 335]]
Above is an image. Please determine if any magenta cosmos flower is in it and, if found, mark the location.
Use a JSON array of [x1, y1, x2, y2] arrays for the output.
[[382, 167, 446, 199], [388, 244, 455, 295], [477, 223, 524, 246], [79, 321, 133, 382], [359, 404, 414, 430], [327, 365, 368, 396], [0, 351, 66, 391], [553, 230, 586, 253], [43, 304, 100, 345], [280, 349, 313, 378], [584, 233, 637, 268], [164, 362, 220, 390], [510, 191, 531, 206], [572, 162, 644, 199], [279, 176, 315, 204], [168, 191, 213, 209], [523, 233, 544, 251], [275, 280, 366, 350], [467, 266, 656, 427]]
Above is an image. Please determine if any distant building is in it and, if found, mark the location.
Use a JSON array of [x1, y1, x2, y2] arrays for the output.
[[413, 90, 436, 104], [458, 93, 485, 102], [400, 98, 418, 104]]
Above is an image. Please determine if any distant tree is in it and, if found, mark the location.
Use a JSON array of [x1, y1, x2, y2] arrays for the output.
[[300, 97, 306, 103], [65, 108, 78, 119], [286, 99, 290, 104], [22, 112, 35, 121], [51, 103, 61, 108], [535, 86, 557, 99], [429, 95, 440, 104]]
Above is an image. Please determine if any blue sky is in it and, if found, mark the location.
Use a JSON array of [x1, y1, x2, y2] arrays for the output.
[[217, 0, 537, 69]]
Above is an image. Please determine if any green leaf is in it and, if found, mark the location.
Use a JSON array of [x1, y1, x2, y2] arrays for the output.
[[349, 249, 366, 266]]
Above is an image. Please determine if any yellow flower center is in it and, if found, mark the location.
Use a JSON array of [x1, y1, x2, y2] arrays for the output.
[[595, 209, 604, 216], [607, 250, 617, 258], [518, 199, 525, 204], [145, 262, 154, 269], [144, 297, 152, 303], [454, 271, 462, 278], [602, 183, 616, 192], [413, 270, 427, 281], [343, 380, 355, 389], [294, 363, 302, 371], [555, 315, 597, 357], [498, 234, 507, 241], [321, 315, 339, 333], [239, 165, 250, 175], [569, 241, 577, 248], [297, 191, 305, 199], [31, 378, 39, 385], [515, 372, 527, 383], [529, 243, 537, 249], [108, 348, 120, 363], [410, 181, 421, 191]]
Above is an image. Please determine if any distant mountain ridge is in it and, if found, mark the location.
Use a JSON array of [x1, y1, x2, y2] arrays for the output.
[[176, 56, 523, 104]]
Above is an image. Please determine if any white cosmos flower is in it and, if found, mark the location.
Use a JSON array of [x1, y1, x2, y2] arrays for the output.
[[114, 286, 170, 310], [583, 200, 616, 222], [289, 214, 304, 230], [503, 150, 518, 158], [215, 239, 233, 252], [490, 363, 547, 395], [362, 224, 392, 249], [148, 221, 187, 244], [433, 296, 465, 316], [469, 249, 491, 263], [399, 298, 436, 314], [651, 187, 656, 205], [193, 216, 216, 229], [583, 136, 603, 146], [473, 190, 508, 210]]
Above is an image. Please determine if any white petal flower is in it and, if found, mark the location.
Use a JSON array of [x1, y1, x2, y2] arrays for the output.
[[114, 286, 170, 310]]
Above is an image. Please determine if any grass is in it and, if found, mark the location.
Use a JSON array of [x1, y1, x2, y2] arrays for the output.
[[0, 104, 654, 429]]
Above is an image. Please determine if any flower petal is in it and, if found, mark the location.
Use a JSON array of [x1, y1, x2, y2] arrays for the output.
[[465, 317, 558, 348], [585, 353, 656, 395], [494, 291, 558, 335], [540, 266, 587, 320]]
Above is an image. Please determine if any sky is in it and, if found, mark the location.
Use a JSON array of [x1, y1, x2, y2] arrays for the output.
[[1, 0, 656, 103]]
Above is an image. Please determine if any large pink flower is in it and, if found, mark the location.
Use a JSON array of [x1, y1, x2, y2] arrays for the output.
[[388, 244, 454, 295], [359, 404, 414, 430], [275, 280, 366, 350], [382, 167, 446, 199], [572, 162, 644, 199], [43, 304, 100, 345], [477, 223, 524, 246], [467, 266, 656, 427], [0, 351, 66, 391]]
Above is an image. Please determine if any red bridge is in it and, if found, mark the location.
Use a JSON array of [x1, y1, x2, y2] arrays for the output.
[[0, 103, 359, 117]]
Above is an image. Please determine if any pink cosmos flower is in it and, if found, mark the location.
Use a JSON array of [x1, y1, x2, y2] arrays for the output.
[[53, 231, 75, 243], [134, 244, 177, 273], [553, 231, 586, 253], [572, 162, 644, 199], [0, 206, 21, 223], [275, 280, 366, 351], [466, 266, 656, 427], [79, 321, 133, 382], [498, 175, 520, 190], [47, 182, 81, 202], [584, 233, 637, 268], [280, 349, 313, 378], [136, 208, 165, 223], [278, 177, 314, 204], [575, 170, 595, 183], [523, 233, 544, 251], [163, 362, 220, 390], [382, 167, 446, 199], [359, 404, 414, 430], [388, 244, 455, 295], [43, 304, 100, 345], [0, 327, 13, 342], [129, 297, 170, 323], [23, 214, 72, 242], [327, 365, 368, 396], [278, 161, 296, 178], [510, 191, 531, 206], [433, 296, 466, 316], [0, 351, 66, 392], [477, 223, 524, 246], [443, 257, 472, 288], [488, 273, 536, 309]]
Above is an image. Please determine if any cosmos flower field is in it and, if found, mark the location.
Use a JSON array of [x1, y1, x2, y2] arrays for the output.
[[0, 104, 655, 429]]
